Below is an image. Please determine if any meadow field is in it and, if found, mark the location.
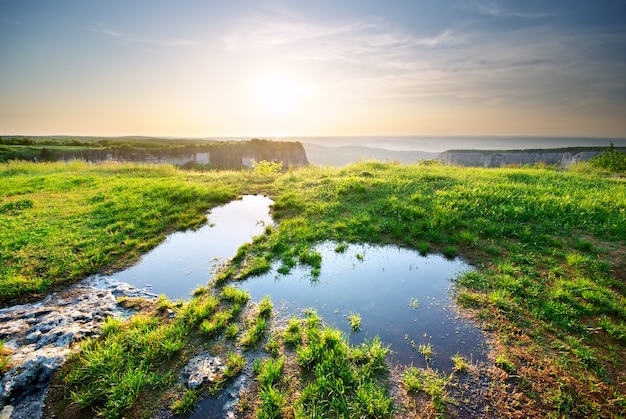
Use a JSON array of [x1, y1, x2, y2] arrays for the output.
[[1, 159, 625, 417]]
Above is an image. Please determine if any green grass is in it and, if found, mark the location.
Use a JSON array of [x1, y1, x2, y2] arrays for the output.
[[5, 159, 626, 418], [403, 367, 452, 415], [282, 317, 303, 347], [258, 295, 273, 318], [295, 314, 393, 418], [170, 388, 198, 415], [63, 314, 186, 418], [0, 161, 241, 304]]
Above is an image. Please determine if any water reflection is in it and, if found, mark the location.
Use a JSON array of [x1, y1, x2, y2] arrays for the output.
[[99, 195, 273, 301], [241, 242, 486, 370]]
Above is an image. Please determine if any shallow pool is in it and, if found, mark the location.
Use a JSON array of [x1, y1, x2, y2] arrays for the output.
[[97, 195, 274, 301], [241, 242, 486, 370]]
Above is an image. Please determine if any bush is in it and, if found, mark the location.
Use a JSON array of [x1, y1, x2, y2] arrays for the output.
[[251, 159, 283, 175], [589, 142, 626, 173]]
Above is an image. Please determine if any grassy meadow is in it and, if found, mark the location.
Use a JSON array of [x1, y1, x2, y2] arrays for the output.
[[1, 159, 625, 417]]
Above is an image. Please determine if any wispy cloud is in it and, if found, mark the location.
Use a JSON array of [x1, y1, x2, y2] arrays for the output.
[[86, 25, 202, 48], [471, 0, 559, 19], [218, 12, 626, 109]]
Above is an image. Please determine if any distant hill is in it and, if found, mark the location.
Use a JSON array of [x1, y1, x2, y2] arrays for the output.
[[302, 143, 437, 166]]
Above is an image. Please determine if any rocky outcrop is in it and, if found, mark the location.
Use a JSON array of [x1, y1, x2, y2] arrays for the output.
[[0, 277, 157, 419], [26, 139, 309, 169], [437, 148, 614, 168], [181, 353, 226, 389], [208, 139, 308, 169]]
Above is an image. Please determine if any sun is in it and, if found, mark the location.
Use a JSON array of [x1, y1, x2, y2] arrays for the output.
[[254, 73, 304, 114]]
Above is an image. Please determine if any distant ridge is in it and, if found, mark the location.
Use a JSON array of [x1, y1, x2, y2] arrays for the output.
[[302, 143, 437, 166], [438, 146, 625, 168]]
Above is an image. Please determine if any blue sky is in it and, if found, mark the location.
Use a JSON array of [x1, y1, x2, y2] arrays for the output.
[[1, 0, 625, 137]]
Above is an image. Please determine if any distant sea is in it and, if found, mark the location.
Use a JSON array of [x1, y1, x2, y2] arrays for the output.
[[206, 136, 625, 153]]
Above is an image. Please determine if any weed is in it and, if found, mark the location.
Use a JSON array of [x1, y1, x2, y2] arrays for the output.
[[220, 286, 250, 304], [451, 353, 469, 373], [443, 245, 457, 259], [200, 311, 232, 337], [225, 351, 246, 377], [345, 312, 362, 332], [156, 294, 172, 311], [257, 385, 286, 419], [255, 356, 284, 389], [283, 317, 302, 347], [265, 335, 281, 357], [417, 242, 430, 256], [240, 316, 267, 348], [408, 297, 420, 310], [334, 242, 348, 253], [418, 343, 433, 360], [225, 323, 240, 339], [495, 354, 515, 373], [0, 340, 10, 372], [171, 388, 198, 415], [258, 295, 273, 318], [403, 366, 451, 415]]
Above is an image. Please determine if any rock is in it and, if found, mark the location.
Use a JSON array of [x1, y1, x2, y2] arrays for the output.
[[180, 353, 226, 389], [0, 275, 159, 419], [0, 405, 14, 419]]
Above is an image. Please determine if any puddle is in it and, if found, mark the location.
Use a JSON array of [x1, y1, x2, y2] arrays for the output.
[[240, 242, 486, 370], [98, 195, 273, 300]]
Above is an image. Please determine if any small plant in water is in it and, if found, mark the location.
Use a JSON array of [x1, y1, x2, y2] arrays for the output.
[[451, 353, 469, 373], [408, 297, 420, 310], [418, 343, 433, 360], [334, 242, 348, 253], [171, 388, 198, 415], [345, 312, 362, 332]]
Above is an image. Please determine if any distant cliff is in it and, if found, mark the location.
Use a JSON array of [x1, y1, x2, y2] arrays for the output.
[[209, 139, 309, 168], [1, 138, 309, 169], [437, 148, 620, 168]]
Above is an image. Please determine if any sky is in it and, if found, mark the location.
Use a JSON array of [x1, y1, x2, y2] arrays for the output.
[[1, 0, 625, 138]]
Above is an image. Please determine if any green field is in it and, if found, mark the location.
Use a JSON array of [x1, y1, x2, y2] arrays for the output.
[[1, 159, 625, 417]]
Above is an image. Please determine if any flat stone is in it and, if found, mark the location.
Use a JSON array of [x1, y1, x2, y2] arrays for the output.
[[181, 353, 226, 389], [0, 275, 159, 418]]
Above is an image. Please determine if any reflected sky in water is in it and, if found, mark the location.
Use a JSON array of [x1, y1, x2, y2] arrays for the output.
[[102, 195, 273, 301], [241, 242, 486, 370]]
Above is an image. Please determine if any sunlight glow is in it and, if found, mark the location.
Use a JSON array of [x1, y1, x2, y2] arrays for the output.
[[254, 73, 305, 114]]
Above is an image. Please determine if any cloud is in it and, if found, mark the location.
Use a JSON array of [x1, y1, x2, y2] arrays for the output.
[[217, 11, 626, 112], [86, 25, 202, 48], [471, 0, 559, 18]]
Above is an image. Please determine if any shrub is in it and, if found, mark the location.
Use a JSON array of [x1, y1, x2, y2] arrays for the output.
[[589, 142, 626, 173], [251, 159, 283, 175]]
